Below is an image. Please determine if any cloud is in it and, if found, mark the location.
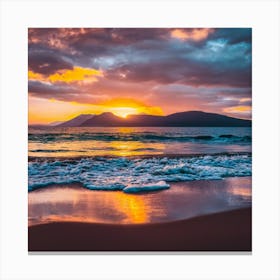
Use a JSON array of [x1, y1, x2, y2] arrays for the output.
[[28, 67, 103, 85], [209, 28, 252, 45], [28, 80, 77, 95], [223, 105, 252, 119], [28, 49, 73, 74], [48, 67, 103, 84], [28, 80, 101, 103], [170, 28, 214, 41], [29, 29, 252, 88], [104, 33, 251, 88], [107, 55, 251, 88], [28, 70, 44, 81], [28, 28, 252, 121]]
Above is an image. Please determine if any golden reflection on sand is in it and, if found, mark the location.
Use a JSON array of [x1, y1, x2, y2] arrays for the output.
[[28, 186, 162, 225], [110, 192, 149, 223], [229, 186, 251, 197], [225, 176, 252, 198], [28, 177, 252, 226]]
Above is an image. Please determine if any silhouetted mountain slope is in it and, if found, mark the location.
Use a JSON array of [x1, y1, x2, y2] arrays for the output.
[[57, 111, 251, 127], [58, 114, 95, 127], [80, 112, 127, 126], [164, 111, 250, 127]]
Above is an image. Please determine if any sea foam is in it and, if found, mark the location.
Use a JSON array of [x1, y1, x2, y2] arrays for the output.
[[123, 181, 170, 193], [28, 154, 252, 193]]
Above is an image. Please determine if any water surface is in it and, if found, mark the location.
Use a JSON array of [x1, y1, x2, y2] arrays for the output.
[[29, 127, 251, 157]]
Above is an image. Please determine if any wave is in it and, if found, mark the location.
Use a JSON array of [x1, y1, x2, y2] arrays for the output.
[[30, 149, 71, 153], [28, 153, 252, 193], [28, 133, 252, 144]]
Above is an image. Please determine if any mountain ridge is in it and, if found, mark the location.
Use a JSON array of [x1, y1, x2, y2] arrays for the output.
[[57, 111, 251, 127]]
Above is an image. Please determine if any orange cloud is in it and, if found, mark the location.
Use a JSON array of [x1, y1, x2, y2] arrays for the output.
[[223, 106, 251, 113], [48, 67, 103, 84], [28, 67, 103, 84], [239, 98, 252, 103], [171, 28, 214, 41], [28, 70, 44, 80]]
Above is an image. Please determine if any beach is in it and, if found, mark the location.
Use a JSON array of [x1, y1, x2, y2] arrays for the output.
[[28, 126, 252, 251], [28, 177, 251, 251], [29, 208, 251, 251]]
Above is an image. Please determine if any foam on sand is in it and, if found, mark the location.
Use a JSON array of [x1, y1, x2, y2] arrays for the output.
[[123, 181, 170, 193]]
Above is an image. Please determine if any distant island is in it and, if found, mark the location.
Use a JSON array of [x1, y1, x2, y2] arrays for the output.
[[50, 111, 251, 127]]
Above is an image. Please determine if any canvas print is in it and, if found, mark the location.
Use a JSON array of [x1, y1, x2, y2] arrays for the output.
[[28, 28, 252, 251]]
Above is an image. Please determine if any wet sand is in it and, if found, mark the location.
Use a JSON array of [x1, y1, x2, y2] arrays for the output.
[[28, 177, 252, 226], [28, 177, 252, 251], [29, 207, 251, 251]]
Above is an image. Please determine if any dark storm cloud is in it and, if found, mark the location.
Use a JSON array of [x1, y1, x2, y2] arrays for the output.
[[239, 99, 252, 106], [28, 49, 73, 74], [28, 80, 77, 95], [29, 28, 251, 80], [28, 80, 102, 103], [28, 28, 252, 107], [107, 55, 251, 88], [209, 28, 252, 45], [28, 77, 112, 104], [102, 28, 252, 88], [28, 28, 170, 60]]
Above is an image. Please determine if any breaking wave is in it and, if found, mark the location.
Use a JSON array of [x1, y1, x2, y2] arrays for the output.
[[28, 154, 252, 193]]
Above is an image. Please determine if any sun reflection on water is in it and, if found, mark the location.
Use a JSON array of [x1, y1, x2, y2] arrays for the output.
[[29, 140, 165, 157], [28, 186, 161, 225]]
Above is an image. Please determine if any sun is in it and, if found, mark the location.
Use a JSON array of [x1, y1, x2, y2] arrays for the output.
[[110, 107, 139, 118], [98, 98, 164, 119]]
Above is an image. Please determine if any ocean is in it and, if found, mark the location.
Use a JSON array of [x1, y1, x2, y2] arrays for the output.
[[28, 127, 252, 193]]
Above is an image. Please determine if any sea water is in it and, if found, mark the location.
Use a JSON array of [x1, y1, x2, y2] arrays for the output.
[[28, 127, 252, 192]]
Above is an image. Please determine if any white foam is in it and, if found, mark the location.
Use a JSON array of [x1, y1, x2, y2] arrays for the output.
[[123, 181, 170, 193], [28, 154, 252, 193]]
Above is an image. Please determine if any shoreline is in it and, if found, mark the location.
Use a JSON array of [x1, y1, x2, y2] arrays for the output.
[[28, 175, 251, 192], [29, 207, 252, 251]]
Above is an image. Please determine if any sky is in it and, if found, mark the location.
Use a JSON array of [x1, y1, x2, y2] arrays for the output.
[[28, 28, 252, 124]]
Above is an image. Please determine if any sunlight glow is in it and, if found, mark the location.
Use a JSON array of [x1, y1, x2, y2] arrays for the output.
[[99, 98, 164, 117], [29, 97, 164, 124], [110, 107, 139, 118]]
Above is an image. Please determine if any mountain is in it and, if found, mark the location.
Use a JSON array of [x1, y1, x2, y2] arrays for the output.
[[57, 111, 251, 127], [80, 112, 127, 127], [48, 121, 64, 126], [163, 111, 251, 127], [58, 114, 94, 127]]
